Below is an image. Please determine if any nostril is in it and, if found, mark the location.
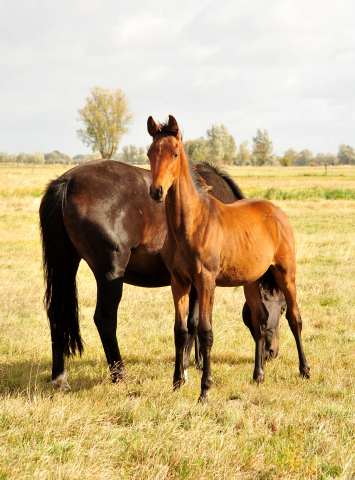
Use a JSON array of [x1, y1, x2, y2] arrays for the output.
[[159, 185, 163, 196]]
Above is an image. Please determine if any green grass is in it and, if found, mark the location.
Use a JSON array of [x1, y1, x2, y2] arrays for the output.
[[0, 164, 354, 478], [244, 186, 355, 200]]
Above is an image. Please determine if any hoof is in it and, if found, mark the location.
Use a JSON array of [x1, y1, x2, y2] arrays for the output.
[[52, 372, 71, 391], [198, 392, 209, 404], [183, 369, 188, 383], [111, 367, 127, 383], [253, 370, 265, 384], [194, 357, 203, 370], [300, 365, 310, 379], [173, 378, 185, 391]]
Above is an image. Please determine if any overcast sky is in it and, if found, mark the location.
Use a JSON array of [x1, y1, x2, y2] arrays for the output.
[[1, 0, 354, 157]]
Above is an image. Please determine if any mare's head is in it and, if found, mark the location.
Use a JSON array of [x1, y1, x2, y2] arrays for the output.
[[147, 115, 181, 203]]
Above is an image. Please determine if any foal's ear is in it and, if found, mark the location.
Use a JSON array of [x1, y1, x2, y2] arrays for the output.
[[147, 116, 159, 137], [168, 115, 180, 138]]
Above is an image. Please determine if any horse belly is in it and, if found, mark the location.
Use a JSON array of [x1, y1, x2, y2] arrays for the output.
[[124, 248, 171, 288], [216, 240, 274, 287]]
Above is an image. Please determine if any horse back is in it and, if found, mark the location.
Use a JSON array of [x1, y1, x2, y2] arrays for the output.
[[208, 198, 295, 286]]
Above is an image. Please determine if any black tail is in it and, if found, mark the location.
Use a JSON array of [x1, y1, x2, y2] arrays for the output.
[[260, 268, 280, 295], [39, 176, 83, 357]]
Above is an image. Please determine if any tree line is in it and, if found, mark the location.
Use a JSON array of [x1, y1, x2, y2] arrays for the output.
[[2, 87, 354, 167], [0, 149, 149, 165]]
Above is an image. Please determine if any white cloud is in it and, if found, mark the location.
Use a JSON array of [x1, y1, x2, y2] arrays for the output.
[[0, 0, 354, 156]]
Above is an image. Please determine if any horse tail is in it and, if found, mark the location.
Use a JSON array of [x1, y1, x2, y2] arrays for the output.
[[260, 268, 281, 295], [39, 176, 83, 357]]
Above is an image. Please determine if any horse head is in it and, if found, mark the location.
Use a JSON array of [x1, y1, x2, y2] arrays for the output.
[[147, 115, 182, 203]]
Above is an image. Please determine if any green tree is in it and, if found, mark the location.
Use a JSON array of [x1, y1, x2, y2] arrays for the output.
[[0, 152, 8, 163], [207, 124, 236, 165], [337, 144, 355, 165], [29, 152, 45, 164], [45, 151, 72, 164], [284, 148, 300, 166], [77, 87, 133, 159], [187, 137, 210, 163], [326, 153, 336, 165], [122, 145, 148, 164], [298, 149, 313, 166], [252, 129, 273, 166], [279, 156, 291, 166], [16, 152, 29, 163], [236, 141, 250, 166]]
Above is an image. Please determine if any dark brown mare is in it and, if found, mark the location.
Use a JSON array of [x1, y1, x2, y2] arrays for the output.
[[147, 115, 310, 402], [39, 160, 285, 389]]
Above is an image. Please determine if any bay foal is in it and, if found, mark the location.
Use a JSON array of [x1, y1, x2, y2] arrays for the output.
[[147, 115, 310, 402]]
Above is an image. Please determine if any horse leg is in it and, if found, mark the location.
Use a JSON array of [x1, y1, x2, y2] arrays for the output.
[[49, 304, 70, 390], [270, 266, 310, 378], [171, 276, 191, 390], [50, 256, 80, 390], [195, 276, 215, 403], [183, 285, 203, 374], [244, 281, 269, 383], [94, 275, 127, 381]]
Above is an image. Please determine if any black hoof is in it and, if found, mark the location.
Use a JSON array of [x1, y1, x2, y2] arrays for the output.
[[194, 360, 203, 370], [111, 367, 127, 383], [173, 378, 184, 391], [253, 370, 265, 383], [300, 365, 310, 379], [198, 392, 209, 404]]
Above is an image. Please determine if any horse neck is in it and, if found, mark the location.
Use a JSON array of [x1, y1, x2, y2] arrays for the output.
[[165, 145, 204, 238]]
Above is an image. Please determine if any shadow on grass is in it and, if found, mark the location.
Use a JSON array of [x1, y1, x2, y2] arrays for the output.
[[0, 358, 108, 396], [212, 352, 255, 365], [0, 350, 262, 397]]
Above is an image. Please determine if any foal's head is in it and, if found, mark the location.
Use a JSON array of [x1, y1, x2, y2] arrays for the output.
[[147, 115, 181, 203]]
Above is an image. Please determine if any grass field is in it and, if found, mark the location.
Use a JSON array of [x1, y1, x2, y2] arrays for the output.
[[0, 164, 354, 479]]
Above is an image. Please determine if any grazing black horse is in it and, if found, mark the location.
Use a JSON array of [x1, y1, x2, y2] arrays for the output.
[[39, 160, 285, 389]]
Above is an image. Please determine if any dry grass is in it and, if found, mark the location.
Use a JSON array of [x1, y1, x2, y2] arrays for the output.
[[0, 164, 355, 479]]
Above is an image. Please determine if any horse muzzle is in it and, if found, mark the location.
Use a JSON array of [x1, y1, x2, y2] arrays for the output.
[[149, 185, 164, 203]]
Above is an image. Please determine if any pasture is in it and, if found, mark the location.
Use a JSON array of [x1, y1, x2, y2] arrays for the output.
[[0, 164, 354, 479]]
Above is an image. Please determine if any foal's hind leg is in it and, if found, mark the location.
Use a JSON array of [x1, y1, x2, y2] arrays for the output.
[[270, 266, 310, 378], [244, 281, 269, 383]]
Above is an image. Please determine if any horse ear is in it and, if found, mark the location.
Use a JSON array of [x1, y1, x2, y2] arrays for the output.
[[147, 116, 159, 137], [168, 115, 180, 138]]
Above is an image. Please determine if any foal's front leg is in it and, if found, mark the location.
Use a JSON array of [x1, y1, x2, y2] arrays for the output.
[[171, 276, 191, 390], [195, 275, 216, 403]]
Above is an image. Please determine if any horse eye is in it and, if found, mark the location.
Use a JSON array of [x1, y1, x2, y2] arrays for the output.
[[173, 152, 179, 158]]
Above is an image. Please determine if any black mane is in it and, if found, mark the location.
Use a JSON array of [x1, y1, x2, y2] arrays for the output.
[[200, 162, 245, 200]]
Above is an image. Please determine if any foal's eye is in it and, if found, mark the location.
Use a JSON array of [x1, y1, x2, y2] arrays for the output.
[[173, 152, 179, 158]]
